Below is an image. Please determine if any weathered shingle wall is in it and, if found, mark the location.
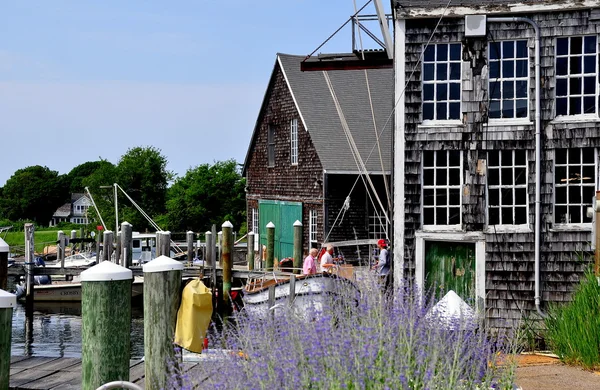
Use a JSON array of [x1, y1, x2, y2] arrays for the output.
[[245, 63, 325, 248], [403, 9, 597, 328]]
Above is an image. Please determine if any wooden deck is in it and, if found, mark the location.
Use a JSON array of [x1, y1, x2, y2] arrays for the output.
[[9, 356, 200, 389]]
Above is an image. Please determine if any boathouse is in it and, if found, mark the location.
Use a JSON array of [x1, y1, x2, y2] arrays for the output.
[[243, 53, 393, 263], [392, 0, 600, 328]]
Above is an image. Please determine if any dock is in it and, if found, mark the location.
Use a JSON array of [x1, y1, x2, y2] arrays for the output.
[[9, 356, 202, 389]]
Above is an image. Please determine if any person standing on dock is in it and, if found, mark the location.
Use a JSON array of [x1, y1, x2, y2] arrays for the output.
[[303, 248, 318, 275], [320, 244, 335, 273], [372, 239, 390, 288]]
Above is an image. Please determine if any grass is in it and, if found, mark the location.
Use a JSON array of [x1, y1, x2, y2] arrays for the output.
[[544, 270, 600, 370], [3, 230, 62, 255], [169, 276, 518, 389]]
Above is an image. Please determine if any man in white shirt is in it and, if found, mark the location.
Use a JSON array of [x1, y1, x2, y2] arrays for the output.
[[320, 244, 335, 273]]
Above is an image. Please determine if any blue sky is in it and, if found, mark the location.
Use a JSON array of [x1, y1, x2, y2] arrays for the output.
[[0, 0, 391, 186]]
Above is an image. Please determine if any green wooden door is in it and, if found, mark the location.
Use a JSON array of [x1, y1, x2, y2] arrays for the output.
[[259, 200, 302, 262], [425, 241, 476, 306]]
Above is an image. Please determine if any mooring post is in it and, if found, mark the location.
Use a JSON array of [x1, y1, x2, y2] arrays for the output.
[[266, 222, 275, 271], [222, 221, 233, 307], [0, 289, 16, 389], [217, 231, 223, 268], [156, 231, 171, 258], [81, 261, 132, 390], [25, 223, 35, 308], [120, 222, 133, 268], [143, 256, 184, 390], [115, 231, 122, 264], [187, 231, 194, 265], [293, 220, 303, 274], [0, 238, 8, 290], [70, 229, 77, 252], [247, 232, 255, 271], [102, 230, 114, 262], [96, 229, 102, 263], [58, 230, 66, 269]]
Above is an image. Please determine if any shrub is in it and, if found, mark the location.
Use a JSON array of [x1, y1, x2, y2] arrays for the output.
[[171, 276, 517, 389], [544, 270, 600, 370]]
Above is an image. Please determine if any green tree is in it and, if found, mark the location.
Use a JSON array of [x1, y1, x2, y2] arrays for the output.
[[116, 146, 172, 231], [0, 166, 68, 224], [81, 160, 119, 230], [166, 159, 246, 232], [66, 161, 109, 193]]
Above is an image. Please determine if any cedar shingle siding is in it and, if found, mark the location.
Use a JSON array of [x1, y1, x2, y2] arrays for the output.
[[400, 7, 599, 328]]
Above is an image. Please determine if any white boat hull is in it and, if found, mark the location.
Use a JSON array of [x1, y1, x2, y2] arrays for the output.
[[18, 278, 144, 302], [242, 273, 357, 320]]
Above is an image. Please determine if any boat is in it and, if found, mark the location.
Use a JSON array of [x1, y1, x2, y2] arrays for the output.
[[14, 275, 144, 302], [44, 252, 97, 268], [241, 270, 359, 320]]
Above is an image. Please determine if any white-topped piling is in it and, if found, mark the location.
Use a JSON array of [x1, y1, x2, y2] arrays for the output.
[[143, 255, 184, 390], [0, 238, 9, 290], [0, 289, 15, 389], [81, 261, 132, 389]]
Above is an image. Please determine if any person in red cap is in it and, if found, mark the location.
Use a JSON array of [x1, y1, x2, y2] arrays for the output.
[[372, 239, 390, 283]]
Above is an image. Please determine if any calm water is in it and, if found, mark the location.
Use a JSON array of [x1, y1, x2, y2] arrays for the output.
[[10, 301, 145, 359]]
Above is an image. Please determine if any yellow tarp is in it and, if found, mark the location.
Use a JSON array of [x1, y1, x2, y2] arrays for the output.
[[174, 279, 213, 353]]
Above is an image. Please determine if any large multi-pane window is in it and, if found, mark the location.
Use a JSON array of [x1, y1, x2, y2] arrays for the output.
[[290, 119, 298, 165], [423, 150, 462, 226], [554, 148, 596, 224], [422, 43, 462, 121], [267, 125, 275, 167], [309, 210, 317, 248], [487, 150, 528, 225], [252, 208, 259, 250], [369, 210, 387, 239], [555, 36, 597, 116], [489, 40, 529, 119]]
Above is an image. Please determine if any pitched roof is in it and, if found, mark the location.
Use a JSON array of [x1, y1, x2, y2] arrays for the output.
[[276, 53, 393, 173], [53, 203, 72, 218]]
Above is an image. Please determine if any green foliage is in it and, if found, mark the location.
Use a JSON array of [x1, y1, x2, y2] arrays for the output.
[[3, 229, 63, 254], [116, 146, 172, 231], [166, 159, 246, 232], [66, 161, 109, 193], [544, 270, 600, 370], [82, 160, 119, 230], [0, 166, 68, 224]]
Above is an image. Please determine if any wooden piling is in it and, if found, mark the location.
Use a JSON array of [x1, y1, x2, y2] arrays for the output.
[[217, 231, 223, 268], [156, 231, 171, 258], [25, 223, 35, 308], [102, 230, 114, 262], [222, 221, 233, 306], [266, 222, 275, 271], [115, 231, 122, 264], [143, 256, 184, 390], [293, 220, 303, 274], [70, 229, 77, 249], [58, 231, 66, 269], [0, 238, 8, 290], [0, 289, 16, 389], [81, 261, 132, 390], [187, 231, 194, 265], [95, 229, 102, 263], [120, 222, 133, 268], [247, 232, 255, 271]]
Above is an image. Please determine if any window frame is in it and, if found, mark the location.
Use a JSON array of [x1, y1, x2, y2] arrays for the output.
[[554, 35, 598, 119], [309, 209, 317, 248], [553, 148, 597, 228], [422, 150, 463, 231], [290, 118, 298, 165], [369, 209, 387, 239], [488, 40, 530, 123], [486, 150, 529, 229], [421, 42, 463, 125], [267, 125, 275, 167]]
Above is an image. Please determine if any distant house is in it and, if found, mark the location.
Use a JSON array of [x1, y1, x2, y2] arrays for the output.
[[243, 53, 393, 262], [49, 193, 92, 226], [391, 0, 600, 328]]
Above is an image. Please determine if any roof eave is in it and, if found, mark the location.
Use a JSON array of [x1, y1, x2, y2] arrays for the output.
[[395, 0, 600, 18]]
